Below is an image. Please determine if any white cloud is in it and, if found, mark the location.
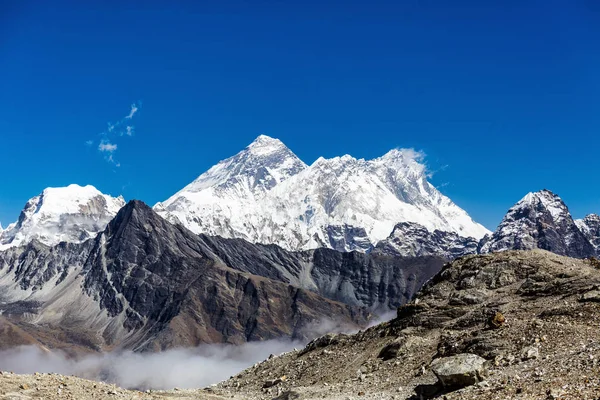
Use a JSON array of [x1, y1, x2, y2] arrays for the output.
[[88, 102, 141, 167], [99, 142, 117, 152], [125, 103, 138, 119]]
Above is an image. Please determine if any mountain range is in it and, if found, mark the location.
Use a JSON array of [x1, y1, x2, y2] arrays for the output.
[[0, 135, 598, 352], [154, 135, 490, 252]]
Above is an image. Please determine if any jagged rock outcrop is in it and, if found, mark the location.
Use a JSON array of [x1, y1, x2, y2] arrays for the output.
[[373, 222, 478, 259], [479, 190, 595, 258], [576, 214, 600, 255]]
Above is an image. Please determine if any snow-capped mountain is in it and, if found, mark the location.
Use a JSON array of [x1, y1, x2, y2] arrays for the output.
[[154, 135, 308, 240], [0, 184, 125, 250], [480, 189, 596, 258], [156, 135, 489, 251], [576, 214, 600, 255]]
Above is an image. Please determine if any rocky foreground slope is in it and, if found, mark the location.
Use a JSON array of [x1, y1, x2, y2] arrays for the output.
[[3, 250, 600, 399], [211, 250, 600, 399]]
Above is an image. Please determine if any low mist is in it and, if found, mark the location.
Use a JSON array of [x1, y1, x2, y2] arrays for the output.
[[0, 340, 301, 390], [0, 313, 396, 390]]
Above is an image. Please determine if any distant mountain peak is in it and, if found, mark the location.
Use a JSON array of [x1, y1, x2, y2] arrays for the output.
[[246, 134, 288, 155], [0, 184, 125, 249], [480, 188, 595, 258]]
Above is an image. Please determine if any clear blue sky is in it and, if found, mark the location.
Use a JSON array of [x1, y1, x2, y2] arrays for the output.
[[1, 0, 599, 230]]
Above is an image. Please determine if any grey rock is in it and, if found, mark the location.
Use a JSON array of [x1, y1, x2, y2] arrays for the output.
[[430, 353, 487, 388], [374, 222, 479, 259], [521, 346, 540, 360], [580, 290, 600, 302], [272, 391, 302, 400], [377, 336, 406, 361]]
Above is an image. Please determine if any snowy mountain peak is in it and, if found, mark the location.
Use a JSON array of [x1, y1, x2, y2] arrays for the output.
[[165, 135, 307, 197], [375, 148, 427, 178], [154, 135, 307, 235], [155, 137, 489, 250], [513, 189, 570, 221], [0, 184, 125, 249], [246, 134, 288, 156], [480, 189, 595, 258]]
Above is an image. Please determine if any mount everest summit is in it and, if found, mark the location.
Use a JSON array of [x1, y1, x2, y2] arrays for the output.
[[154, 135, 489, 252]]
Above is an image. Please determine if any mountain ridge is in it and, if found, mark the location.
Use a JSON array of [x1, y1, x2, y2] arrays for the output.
[[155, 135, 489, 252]]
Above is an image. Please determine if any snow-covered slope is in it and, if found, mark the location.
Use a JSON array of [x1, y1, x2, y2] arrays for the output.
[[0, 184, 125, 250], [576, 214, 600, 255], [154, 135, 308, 240], [156, 135, 489, 252], [480, 189, 595, 258]]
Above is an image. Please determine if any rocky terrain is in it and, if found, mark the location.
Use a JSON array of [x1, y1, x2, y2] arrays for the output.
[[0, 371, 226, 400], [4, 250, 600, 399], [208, 250, 600, 399]]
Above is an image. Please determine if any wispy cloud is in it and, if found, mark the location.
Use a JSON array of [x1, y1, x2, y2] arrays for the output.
[[125, 103, 138, 119], [98, 142, 117, 152], [89, 102, 141, 168]]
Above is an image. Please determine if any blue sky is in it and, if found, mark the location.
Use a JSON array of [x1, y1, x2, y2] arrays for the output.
[[1, 0, 599, 230]]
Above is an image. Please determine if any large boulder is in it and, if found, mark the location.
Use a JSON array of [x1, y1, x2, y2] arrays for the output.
[[430, 353, 487, 388]]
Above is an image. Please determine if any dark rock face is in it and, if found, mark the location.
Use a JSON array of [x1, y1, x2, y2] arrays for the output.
[[324, 224, 372, 253], [576, 214, 600, 256], [199, 234, 446, 311], [480, 190, 595, 258], [0, 240, 91, 295], [373, 222, 479, 259], [78, 201, 369, 349]]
